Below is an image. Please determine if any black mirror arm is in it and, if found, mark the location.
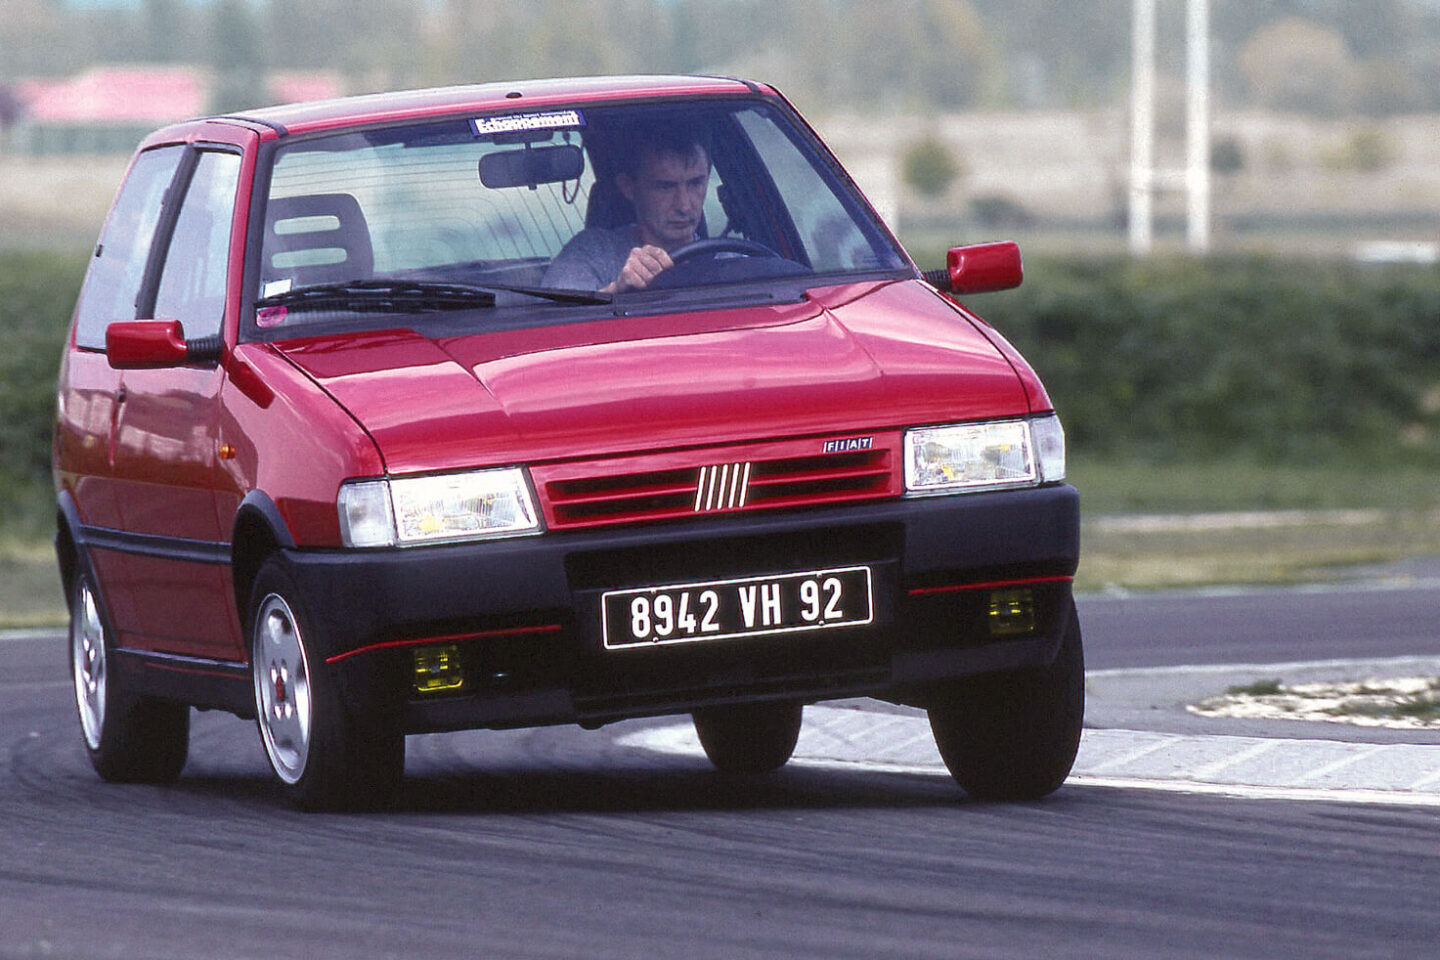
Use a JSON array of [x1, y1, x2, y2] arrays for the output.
[[185, 334, 224, 365], [922, 267, 952, 291]]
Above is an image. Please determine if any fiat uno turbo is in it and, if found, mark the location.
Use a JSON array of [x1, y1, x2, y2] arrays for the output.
[[54, 76, 1081, 810]]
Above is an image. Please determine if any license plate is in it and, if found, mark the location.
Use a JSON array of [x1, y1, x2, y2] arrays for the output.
[[601, 565, 873, 650]]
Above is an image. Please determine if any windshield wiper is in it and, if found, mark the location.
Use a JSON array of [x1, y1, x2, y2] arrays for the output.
[[255, 279, 499, 313], [255, 278, 612, 313], [463, 280, 612, 305]]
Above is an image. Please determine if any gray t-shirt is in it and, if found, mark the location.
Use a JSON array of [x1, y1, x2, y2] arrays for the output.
[[542, 225, 641, 290]]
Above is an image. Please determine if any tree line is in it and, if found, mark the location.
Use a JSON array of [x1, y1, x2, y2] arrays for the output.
[[3, 0, 1439, 115]]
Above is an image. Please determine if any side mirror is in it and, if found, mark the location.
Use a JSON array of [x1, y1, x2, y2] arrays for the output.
[[923, 241, 1023, 295], [106, 320, 221, 369]]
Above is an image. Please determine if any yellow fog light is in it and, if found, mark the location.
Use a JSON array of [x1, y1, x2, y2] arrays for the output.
[[413, 644, 465, 694], [987, 589, 1035, 637]]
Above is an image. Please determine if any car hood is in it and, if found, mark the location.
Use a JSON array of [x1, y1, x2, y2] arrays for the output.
[[271, 280, 1033, 475]]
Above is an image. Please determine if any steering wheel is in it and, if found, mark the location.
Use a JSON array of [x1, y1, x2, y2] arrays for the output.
[[668, 237, 781, 263]]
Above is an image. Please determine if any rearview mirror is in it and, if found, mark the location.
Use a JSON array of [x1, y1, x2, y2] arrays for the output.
[[106, 319, 220, 369], [924, 241, 1023, 295], [479, 144, 584, 189]]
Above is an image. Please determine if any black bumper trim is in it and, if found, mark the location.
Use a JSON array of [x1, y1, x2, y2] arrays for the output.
[[400, 632, 1065, 733], [287, 485, 1077, 641], [279, 485, 1078, 730]]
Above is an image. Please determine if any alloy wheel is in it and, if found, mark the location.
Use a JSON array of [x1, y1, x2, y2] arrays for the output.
[[71, 579, 107, 751], [252, 593, 314, 785]]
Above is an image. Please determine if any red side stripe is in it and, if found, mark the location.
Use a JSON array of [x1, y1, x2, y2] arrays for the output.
[[326, 624, 564, 664], [906, 574, 1074, 597]]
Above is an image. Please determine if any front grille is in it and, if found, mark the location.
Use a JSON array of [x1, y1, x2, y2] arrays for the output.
[[533, 433, 901, 530]]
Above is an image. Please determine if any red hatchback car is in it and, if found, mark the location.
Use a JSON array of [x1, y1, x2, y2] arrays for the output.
[[54, 76, 1081, 809]]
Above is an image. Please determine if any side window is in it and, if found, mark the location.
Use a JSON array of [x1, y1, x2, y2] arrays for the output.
[[701, 166, 726, 238], [154, 151, 242, 340], [73, 145, 185, 349], [735, 110, 894, 273]]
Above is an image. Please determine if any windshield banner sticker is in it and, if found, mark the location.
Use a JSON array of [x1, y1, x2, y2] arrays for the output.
[[470, 110, 586, 137]]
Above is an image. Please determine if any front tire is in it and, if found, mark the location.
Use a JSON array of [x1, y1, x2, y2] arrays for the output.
[[249, 558, 403, 811], [927, 601, 1085, 801], [69, 569, 189, 783], [692, 701, 804, 773]]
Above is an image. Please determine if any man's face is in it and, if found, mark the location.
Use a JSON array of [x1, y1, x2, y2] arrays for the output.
[[619, 146, 710, 250]]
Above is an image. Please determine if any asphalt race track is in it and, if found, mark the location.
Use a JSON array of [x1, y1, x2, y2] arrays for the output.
[[1079, 561, 1440, 669], [2, 576, 1438, 959]]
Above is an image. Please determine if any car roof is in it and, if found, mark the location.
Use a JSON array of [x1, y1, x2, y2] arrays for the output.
[[221, 75, 769, 138]]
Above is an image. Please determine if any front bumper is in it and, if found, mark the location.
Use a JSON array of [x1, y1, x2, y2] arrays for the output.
[[285, 484, 1080, 732]]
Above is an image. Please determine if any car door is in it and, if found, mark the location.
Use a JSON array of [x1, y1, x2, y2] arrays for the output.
[[57, 144, 187, 635], [108, 146, 246, 660]]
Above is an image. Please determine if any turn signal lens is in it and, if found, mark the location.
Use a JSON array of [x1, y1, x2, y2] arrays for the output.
[[338, 480, 396, 548], [1031, 414, 1066, 483]]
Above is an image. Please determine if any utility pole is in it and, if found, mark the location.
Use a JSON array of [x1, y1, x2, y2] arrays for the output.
[[1129, 0, 1211, 255], [1186, 0, 1211, 253], [1128, 0, 1156, 255]]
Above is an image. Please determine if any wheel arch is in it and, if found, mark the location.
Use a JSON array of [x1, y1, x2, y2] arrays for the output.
[[55, 490, 84, 609], [230, 490, 297, 630]]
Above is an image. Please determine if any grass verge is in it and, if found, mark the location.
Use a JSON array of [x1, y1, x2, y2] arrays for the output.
[[1078, 507, 1440, 592], [1071, 458, 1440, 592], [0, 537, 63, 629]]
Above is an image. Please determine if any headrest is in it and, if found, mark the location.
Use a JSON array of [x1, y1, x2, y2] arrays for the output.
[[263, 193, 374, 286]]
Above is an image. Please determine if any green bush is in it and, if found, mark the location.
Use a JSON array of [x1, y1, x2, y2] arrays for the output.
[[1321, 128, 1396, 172], [902, 136, 963, 198], [1210, 136, 1245, 176], [0, 250, 86, 528], [968, 255, 1440, 463]]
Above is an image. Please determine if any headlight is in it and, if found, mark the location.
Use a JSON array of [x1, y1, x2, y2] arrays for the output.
[[904, 415, 1065, 494], [338, 467, 542, 547]]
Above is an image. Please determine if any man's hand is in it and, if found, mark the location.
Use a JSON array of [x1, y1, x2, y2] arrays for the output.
[[602, 245, 674, 294]]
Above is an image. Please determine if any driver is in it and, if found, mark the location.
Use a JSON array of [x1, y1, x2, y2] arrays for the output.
[[543, 125, 710, 293]]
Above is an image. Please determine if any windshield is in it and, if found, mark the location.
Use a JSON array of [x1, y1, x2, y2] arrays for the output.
[[249, 98, 908, 335]]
